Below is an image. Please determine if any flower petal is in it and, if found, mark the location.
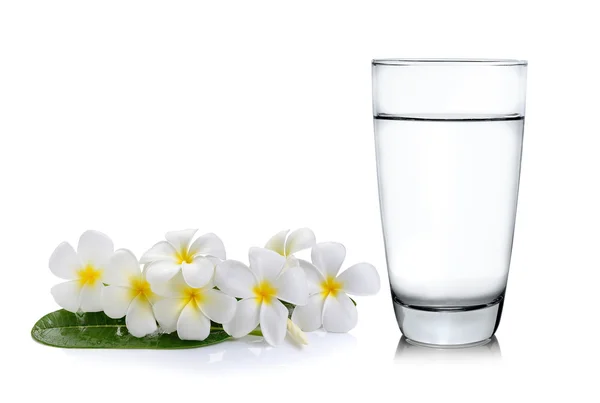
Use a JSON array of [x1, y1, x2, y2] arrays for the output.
[[275, 265, 308, 306], [322, 292, 358, 333], [260, 299, 288, 346], [199, 289, 237, 324], [177, 302, 210, 341], [298, 259, 325, 295], [287, 318, 309, 345], [150, 271, 188, 298], [283, 256, 300, 271], [205, 256, 223, 267], [49, 242, 82, 280], [77, 230, 114, 268], [145, 260, 181, 287], [291, 293, 326, 331], [126, 295, 158, 337], [337, 263, 381, 296], [214, 260, 257, 298], [222, 298, 260, 337], [311, 242, 346, 278], [189, 233, 226, 260], [181, 257, 215, 288], [140, 241, 177, 264], [249, 247, 286, 282], [104, 249, 141, 287], [102, 285, 134, 318], [50, 281, 82, 313], [205, 256, 223, 281], [153, 298, 187, 333], [285, 228, 316, 256], [264, 229, 289, 256], [165, 229, 197, 254], [79, 281, 104, 312]]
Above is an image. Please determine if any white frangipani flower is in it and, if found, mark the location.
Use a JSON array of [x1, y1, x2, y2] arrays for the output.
[[292, 242, 380, 333], [102, 249, 159, 337], [215, 247, 309, 346], [141, 229, 225, 289], [152, 272, 237, 341], [265, 228, 316, 267], [49, 230, 114, 313]]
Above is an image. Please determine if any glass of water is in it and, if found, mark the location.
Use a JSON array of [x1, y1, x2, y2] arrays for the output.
[[373, 59, 527, 346]]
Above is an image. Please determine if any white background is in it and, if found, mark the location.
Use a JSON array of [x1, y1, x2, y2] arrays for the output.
[[1, 0, 598, 401]]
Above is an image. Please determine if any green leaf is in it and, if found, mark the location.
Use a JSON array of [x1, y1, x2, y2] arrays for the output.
[[31, 309, 231, 349]]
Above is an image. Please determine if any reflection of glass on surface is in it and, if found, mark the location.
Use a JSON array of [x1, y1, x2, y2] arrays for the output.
[[395, 336, 502, 362]]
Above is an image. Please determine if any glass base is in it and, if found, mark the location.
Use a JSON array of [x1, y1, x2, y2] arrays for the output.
[[392, 294, 504, 347]]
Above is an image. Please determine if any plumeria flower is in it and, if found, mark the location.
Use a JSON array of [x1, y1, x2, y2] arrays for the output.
[[140, 229, 225, 289], [49, 230, 114, 313], [265, 228, 316, 268], [102, 249, 160, 337], [215, 247, 308, 346], [292, 242, 380, 333], [152, 272, 236, 341]]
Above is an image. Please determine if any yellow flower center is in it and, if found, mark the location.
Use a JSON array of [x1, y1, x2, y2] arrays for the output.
[[76, 264, 103, 287], [321, 276, 343, 298], [129, 277, 154, 300], [176, 248, 194, 264], [253, 280, 278, 305], [183, 287, 204, 306]]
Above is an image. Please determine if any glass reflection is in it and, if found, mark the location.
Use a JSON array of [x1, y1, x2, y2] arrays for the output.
[[395, 336, 501, 362]]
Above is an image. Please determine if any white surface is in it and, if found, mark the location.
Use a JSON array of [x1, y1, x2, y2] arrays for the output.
[[1, 0, 598, 401]]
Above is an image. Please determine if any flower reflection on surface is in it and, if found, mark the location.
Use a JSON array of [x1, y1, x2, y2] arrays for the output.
[[63, 330, 357, 373]]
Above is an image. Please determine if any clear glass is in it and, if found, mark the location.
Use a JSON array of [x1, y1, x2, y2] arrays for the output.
[[372, 59, 527, 346]]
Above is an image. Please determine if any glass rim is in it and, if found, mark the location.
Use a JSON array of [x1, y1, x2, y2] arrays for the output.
[[372, 58, 527, 66]]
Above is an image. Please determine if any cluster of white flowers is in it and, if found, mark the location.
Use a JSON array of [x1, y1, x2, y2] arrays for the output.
[[48, 228, 380, 346]]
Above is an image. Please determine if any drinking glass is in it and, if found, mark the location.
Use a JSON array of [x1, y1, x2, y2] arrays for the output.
[[372, 59, 527, 346]]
